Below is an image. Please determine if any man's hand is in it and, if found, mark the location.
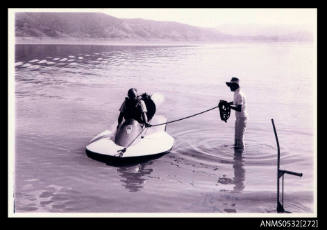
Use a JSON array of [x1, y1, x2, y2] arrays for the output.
[[144, 123, 152, 128], [230, 104, 242, 112], [219, 100, 233, 105]]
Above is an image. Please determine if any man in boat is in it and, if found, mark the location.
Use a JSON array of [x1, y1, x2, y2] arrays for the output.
[[117, 88, 151, 129], [226, 77, 248, 149]]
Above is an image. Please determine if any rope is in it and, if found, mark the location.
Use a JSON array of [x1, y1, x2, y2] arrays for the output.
[[149, 105, 219, 127], [116, 104, 221, 156]]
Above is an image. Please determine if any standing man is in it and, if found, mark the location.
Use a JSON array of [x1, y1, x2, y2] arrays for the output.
[[226, 77, 248, 149]]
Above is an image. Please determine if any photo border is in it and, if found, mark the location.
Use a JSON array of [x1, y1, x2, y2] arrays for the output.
[[6, 7, 319, 223]]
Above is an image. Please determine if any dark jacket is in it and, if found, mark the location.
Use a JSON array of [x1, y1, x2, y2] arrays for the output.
[[120, 97, 147, 122]]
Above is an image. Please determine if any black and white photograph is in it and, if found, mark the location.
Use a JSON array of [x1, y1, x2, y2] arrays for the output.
[[8, 8, 317, 217]]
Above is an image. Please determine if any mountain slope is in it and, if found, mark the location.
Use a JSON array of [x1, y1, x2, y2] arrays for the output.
[[15, 12, 312, 42]]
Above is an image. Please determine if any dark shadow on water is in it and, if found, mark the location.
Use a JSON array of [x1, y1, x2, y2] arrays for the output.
[[117, 161, 154, 192], [86, 149, 168, 192], [218, 147, 246, 192]]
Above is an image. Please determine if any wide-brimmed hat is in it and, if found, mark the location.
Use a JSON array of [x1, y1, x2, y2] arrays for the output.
[[226, 77, 239, 87]]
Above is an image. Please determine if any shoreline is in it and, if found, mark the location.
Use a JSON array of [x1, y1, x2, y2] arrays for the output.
[[14, 37, 312, 46], [14, 37, 203, 46]]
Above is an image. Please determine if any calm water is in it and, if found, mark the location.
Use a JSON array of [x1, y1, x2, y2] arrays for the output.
[[14, 43, 315, 213]]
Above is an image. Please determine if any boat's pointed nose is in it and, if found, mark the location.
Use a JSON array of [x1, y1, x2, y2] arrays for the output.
[[114, 119, 143, 147]]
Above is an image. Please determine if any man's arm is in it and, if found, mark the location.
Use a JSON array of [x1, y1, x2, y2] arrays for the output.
[[142, 112, 148, 125], [117, 112, 124, 128], [139, 100, 151, 127], [230, 104, 242, 112], [117, 100, 127, 128], [141, 111, 152, 127]]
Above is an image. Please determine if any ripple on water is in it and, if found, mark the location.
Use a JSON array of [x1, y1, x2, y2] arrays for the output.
[[21, 63, 32, 68], [172, 127, 300, 168], [29, 59, 39, 63], [37, 60, 47, 64], [15, 184, 80, 212], [15, 62, 23, 66]]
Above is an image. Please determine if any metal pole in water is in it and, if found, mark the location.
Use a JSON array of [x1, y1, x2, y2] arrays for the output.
[[271, 119, 303, 213], [271, 119, 284, 212]]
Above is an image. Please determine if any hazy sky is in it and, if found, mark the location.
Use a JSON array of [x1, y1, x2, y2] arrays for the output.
[[102, 8, 316, 28], [12, 8, 316, 29]]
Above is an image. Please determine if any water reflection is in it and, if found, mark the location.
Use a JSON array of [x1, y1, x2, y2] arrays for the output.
[[217, 147, 246, 192], [233, 148, 245, 192], [117, 161, 154, 192]]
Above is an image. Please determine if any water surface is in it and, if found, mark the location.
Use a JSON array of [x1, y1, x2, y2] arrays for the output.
[[14, 43, 315, 213]]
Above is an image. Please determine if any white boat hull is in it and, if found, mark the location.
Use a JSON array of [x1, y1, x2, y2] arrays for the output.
[[86, 115, 174, 159]]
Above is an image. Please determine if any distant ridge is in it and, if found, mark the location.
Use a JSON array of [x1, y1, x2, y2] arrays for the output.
[[15, 12, 312, 43]]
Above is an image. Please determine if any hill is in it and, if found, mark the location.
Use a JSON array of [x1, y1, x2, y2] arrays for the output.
[[15, 12, 312, 43]]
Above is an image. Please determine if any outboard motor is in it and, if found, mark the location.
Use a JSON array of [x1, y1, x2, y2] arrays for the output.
[[140, 93, 156, 121], [115, 119, 143, 147]]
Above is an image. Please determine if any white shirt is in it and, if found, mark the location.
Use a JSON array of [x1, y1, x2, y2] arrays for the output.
[[233, 88, 248, 119]]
